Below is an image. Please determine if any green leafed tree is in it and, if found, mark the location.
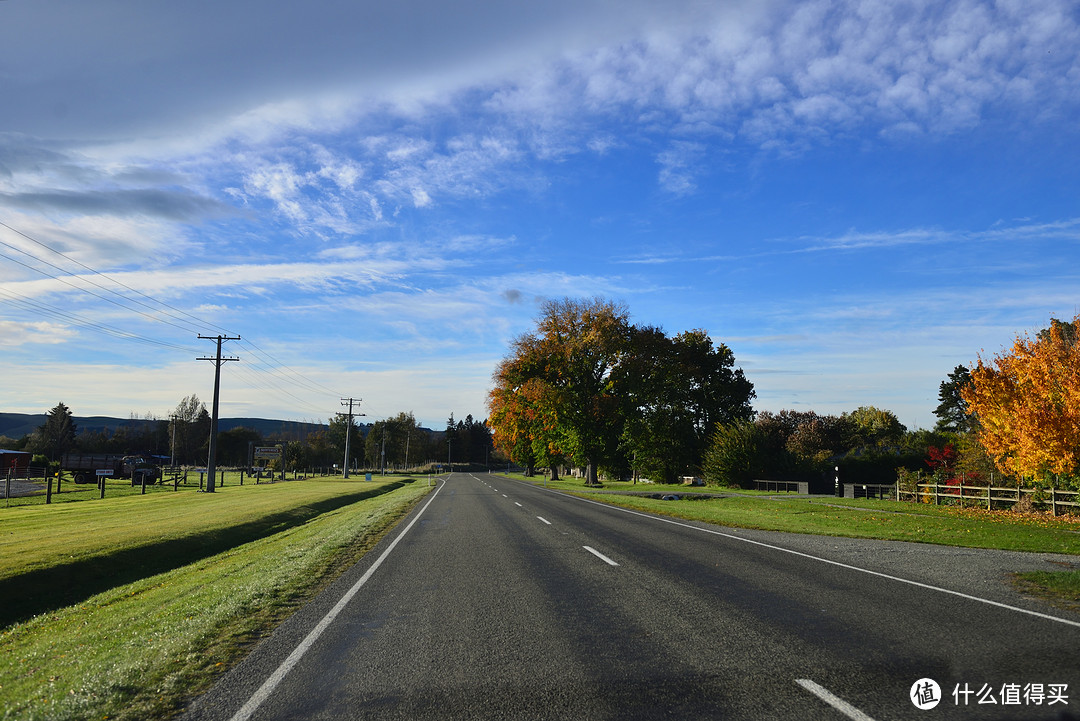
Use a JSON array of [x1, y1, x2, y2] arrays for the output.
[[934, 365, 975, 434], [620, 326, 755, 482], [170, 394, 210, 465], [702, 420, 765, 487], [34, 402, 77, 461], [843, 406, 906, 449]]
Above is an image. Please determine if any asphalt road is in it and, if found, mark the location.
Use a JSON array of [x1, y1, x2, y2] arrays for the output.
[[182, 473, 1080, 720]]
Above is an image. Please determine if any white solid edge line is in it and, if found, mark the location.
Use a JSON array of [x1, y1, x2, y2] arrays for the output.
[[537, 516, 552, 525], [796, 679, 878, 721], [227, 479, 447, 721], [526, 483, 1080, 629], [583, 545, 620, 566]]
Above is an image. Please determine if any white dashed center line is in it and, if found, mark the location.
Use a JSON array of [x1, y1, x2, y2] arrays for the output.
[[583, 546, 619, 566], [796, 679, 877, 721]]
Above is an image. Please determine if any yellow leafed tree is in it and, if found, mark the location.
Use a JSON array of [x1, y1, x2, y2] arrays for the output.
[[961, 316, 1080, 480]]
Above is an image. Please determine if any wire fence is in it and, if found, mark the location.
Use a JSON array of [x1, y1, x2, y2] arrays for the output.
[[0, 466, 329, 508], [1, 462, 450, 509]]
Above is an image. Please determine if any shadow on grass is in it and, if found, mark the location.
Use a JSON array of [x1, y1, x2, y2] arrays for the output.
[[0, 480, 414, 628]]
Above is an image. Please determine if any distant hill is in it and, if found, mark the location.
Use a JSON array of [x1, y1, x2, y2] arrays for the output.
[[0, 413, 444, 443], [0, 413, 344, 441]]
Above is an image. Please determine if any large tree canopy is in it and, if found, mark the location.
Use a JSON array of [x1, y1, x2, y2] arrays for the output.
[[619, 327, 755, 482], [489, 297, 629, 485], [962, 315, 1080, 480], [488, 297, 755, 484]]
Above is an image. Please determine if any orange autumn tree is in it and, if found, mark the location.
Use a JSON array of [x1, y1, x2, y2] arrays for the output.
[[487, 369, 568, 479], [488, 297, 630, 485], [961, 316, 1080, 482]]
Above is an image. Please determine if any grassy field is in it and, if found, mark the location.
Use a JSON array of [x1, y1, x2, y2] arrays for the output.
[[503, 473, 1080, 554], [0, 474, 434, 721], [1, 468, 290, 509]]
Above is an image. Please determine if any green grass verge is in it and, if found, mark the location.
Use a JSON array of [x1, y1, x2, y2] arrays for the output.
[[0, 475, 434, 721], [500, 473, 1080, 555], [0, 475, 428, 626], [1012, 570, 1080, 613], [497, 472, 802, 496]]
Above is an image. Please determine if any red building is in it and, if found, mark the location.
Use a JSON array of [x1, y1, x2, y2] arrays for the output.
[[0, 450, 31, 474]]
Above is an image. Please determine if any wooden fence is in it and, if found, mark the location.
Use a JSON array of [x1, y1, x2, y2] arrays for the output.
[[896, 482, 1079, 515], [752, 479, 807, 493]]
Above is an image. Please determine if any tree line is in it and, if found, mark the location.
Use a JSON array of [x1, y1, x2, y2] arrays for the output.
[[487, 297, 755, 485], [3, 397, 493, 474], [705, 316, 1080, 491], [488, 297, 1080, 491]]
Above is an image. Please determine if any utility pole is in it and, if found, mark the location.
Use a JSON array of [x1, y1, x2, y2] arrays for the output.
[[198, 334, 240, 493], [340, 398, 364, 478], [169, 414, 179, 469]]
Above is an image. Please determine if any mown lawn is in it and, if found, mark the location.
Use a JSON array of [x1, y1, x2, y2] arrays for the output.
[[0, 475, 434, 721], [1, 468, 271, 509], [503, 472, 1080, 555]]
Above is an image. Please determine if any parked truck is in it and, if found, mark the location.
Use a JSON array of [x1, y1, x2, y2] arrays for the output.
[[60, 453, 162, 484]]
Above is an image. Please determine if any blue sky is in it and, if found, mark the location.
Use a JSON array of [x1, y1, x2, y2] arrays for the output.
[[1, 0, 1078, 431]]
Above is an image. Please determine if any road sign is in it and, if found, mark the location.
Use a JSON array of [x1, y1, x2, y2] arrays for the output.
[[254, 446, 282, 460]]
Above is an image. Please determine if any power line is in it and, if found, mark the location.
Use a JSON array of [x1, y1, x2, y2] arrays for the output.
[[0, 245, 204, 335], [0, 287, 200, 352], [0, 218, 348, 412], [0, 219, 230, 336], [236, 338, 344, 398]]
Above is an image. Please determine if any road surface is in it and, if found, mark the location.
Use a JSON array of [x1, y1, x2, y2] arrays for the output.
[[182, 473, 1080, 720]]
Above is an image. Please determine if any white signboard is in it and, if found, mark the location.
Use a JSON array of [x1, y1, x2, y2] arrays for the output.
[[254, 446, 282, 460]]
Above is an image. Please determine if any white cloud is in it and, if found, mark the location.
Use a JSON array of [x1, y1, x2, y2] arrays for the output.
[[657, 141, 705, 194], [0, 319, 75, 346]]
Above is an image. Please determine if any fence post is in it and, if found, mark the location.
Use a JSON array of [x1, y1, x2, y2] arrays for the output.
[[987, 484, 991, 510], [46, 474, 53, 504], [1052, 487, 1058, 517]]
